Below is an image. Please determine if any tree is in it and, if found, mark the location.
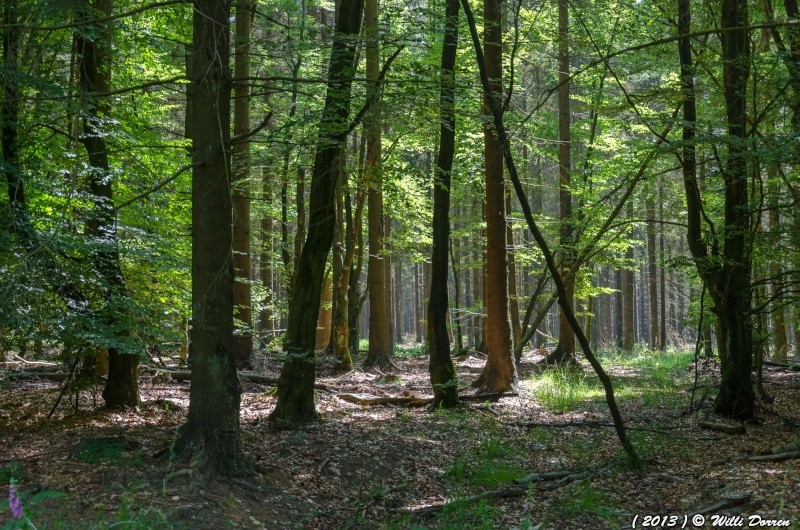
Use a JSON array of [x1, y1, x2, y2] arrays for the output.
[[459, 0, 640, 466], [475, 0, 516, 393], [547, 0, 577, 365], [177, 0, 244, 473], [364, 0, 393, 370], [678, 0, 754, 419], [232, 0, 254, 368], [269, 0, 366, 427], [427, 0, 460, 409], [75, 0, 140, 408]]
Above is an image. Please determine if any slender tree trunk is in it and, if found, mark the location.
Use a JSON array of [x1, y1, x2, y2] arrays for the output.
[[450, 237, 465, 353], [347, 131, 367, 354], [259, 169, 275, 344], [547, 0, 576, 365], [76, 0, 139, 408], [414, 261, 423, 343], [659, 195, 667, 350], [767, 164, 788, 360], [385, 214, 394, 349], [614, 268, 623, 348], [427, 0, 460, 408], [507, 193, 522, 347], [178, 0, 243, 473], [269, 0, 365, 427], [623, 206, 635, 351], [232, 0, 253, 367], [646, 194, 659, 351]]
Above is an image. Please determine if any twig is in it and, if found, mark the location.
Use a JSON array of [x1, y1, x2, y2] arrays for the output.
[[47, 357, 79, 420]]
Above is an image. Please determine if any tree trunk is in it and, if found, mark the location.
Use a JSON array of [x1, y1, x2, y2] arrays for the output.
[[269, 0, 365, 427], [767, 163, 788, 360], [611, 268, 620, 348], [678, 0, 754, 419], [178, 0, 243, 474], [232, 0, 253, 368], [477, 0, 516, 393], [427, 0, 460, 409], [259, 169, 275, 344], [547, 0, 576, 365], [646, 194, 659, 351], [459, 0, 640, 466], [76, 0, 140, 409], [364, 0, 392, 369], [507, 193, 522, 347], [623, 203, 635, 352]]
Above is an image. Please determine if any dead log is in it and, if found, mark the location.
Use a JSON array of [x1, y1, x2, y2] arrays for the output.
[[697, 419, 745, 434], [335, 391, 518, 408], [748, 451, 800, 462], [336, 393, 433, 407]]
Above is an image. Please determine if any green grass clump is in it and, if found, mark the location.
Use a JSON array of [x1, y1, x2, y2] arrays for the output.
[[531, 366, 602, 411]]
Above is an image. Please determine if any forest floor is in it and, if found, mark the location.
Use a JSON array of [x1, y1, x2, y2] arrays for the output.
[[1, 346, 799, 529]]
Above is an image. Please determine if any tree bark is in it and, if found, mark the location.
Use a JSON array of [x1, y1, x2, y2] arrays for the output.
[[232, 0, 254, 367], [364, 0, 392, 369], [678, 0, 754, 419], [477, 0, 516, 393], [427, 0, 460, 409], [178, 0, 243, 474], [269, 0, 365, 427]]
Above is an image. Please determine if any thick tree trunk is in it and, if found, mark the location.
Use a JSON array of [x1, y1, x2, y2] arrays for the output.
[[178, 0, 243, 473], [678, 0, 754, 419], [269, 0, 365, 427], [76, 0, 139, 409], [427, 0, 460, 409], [232, 0, 254, 367], [477, 0, 516, 393], [364, 0, 392, 369]]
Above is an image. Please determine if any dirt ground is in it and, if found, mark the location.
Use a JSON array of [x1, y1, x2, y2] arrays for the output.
[[1, 348, 799, 529]]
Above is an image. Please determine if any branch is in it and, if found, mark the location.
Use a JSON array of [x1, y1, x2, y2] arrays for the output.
[[232, 111, 274, 144], [341, 46, 404, 139], [116, 164, 192, 210]]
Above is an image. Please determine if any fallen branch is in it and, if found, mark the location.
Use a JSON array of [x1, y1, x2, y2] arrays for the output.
[[335, 391, 518, 408], [698, 419, 745, 435], [763, 361, 800, 371], [748, 450, 800, 462], [403, 470, 583, 515]]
